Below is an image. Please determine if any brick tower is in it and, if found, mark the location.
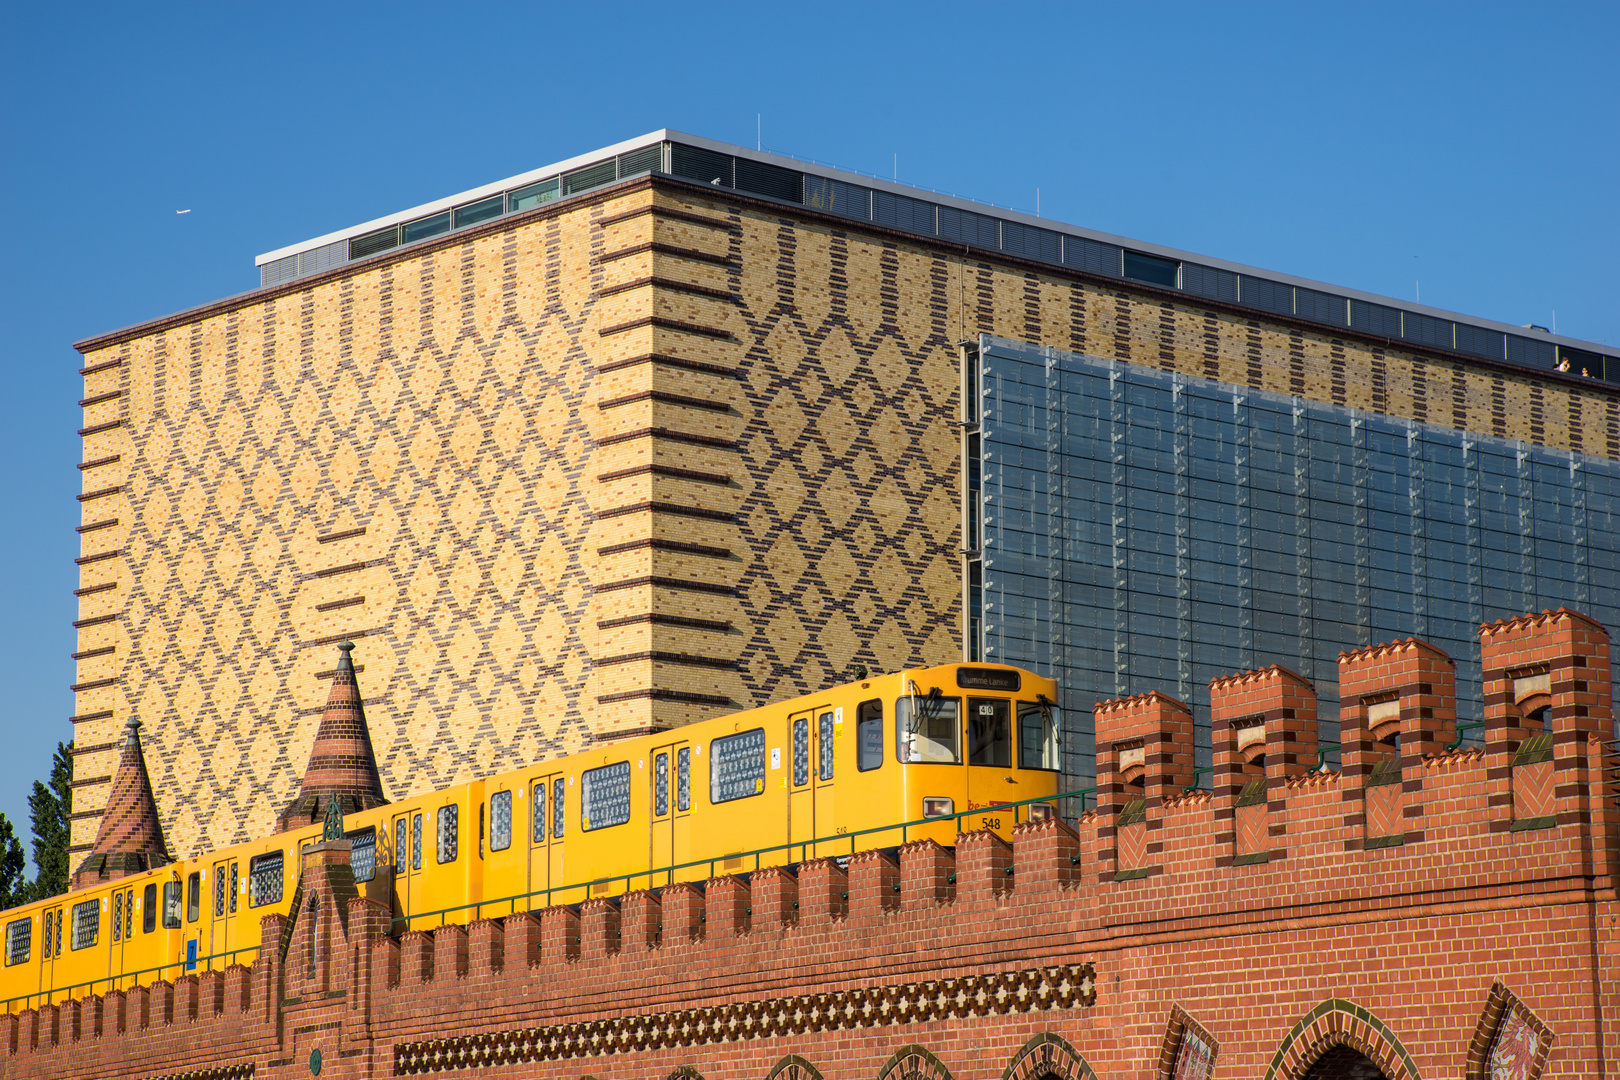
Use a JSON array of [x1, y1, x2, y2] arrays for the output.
[[276, 641, 388, 832], [70, 717, 170, 888]]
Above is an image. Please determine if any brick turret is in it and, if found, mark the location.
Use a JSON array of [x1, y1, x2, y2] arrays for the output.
[[277, 641, 388, 833], [71, 717, 170, 888], [1093, 690, 1195, 881], [1210, 665, 1318, 866]]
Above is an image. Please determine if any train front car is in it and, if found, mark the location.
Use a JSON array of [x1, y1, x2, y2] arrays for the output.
[[881, 663, 1062, 849]]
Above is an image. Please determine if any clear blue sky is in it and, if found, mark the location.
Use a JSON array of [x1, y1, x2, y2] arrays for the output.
[[1, 1, 1615, 864]]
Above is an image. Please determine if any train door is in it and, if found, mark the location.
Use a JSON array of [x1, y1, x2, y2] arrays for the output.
[[813, 706, 839, 857], [209, 858, 238, 968], [391, 810, 424, 927], [526, 771, 564, 906], [107, 885, 136, 988], [787, 711, 817, 858], [966, 696, 1017, 835], [648, 741, 691, 887], [37, 904, 62, 1001]]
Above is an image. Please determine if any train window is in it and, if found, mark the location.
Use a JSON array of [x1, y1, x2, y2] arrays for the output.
[[792, 719, 810, 786], [248, 852, 284, 908], [4, 917, 29, 965], [491, 791, 512, 851], [70, 899, 99, 950], [162, 881, 182, 928], [412, 814, 423, 869], [142, 884, 157, 933], [125, 888, 135, 939], [654, 753, 670, 816], [214, 871, 226, 919], [552, 779, 565, 839], [819, 713, 835, 780], [531, 783, 546, 842], [968, 698, 1012, 767], [677, 748, 691, 811], [113, 891, 124, 941], [478, 804, 486, 858], [52, 910, 62, 956], [395, 818, 408, 871], [895, 694, 962, 764], [582, 762, 632, 830], [710, 729, 767, 803], [230, 864, 238, 914], [1018, 700, 1061, 770], [437, 805, 459, 864], [348, 827, 377, 882], [42, 910, 53, 957], [857, 701, 883, 772], [187, 872, 201, 923]]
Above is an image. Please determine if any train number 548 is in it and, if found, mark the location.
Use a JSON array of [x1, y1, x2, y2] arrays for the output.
[[979, 816, 1002, 830]]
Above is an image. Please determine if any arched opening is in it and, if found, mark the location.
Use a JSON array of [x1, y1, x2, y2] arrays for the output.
[[1301, 1045, 1388, 1079]]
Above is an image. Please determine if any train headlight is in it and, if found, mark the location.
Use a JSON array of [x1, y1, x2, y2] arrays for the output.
[[1028, 802, 1055, 823], [922, 797, 954, 819]]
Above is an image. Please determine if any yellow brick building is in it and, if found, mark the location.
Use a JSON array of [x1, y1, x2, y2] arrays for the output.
[[69, 131, 1620, 859]]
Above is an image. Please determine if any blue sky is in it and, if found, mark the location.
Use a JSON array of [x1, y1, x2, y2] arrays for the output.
[[1, 1, 1615, 862]]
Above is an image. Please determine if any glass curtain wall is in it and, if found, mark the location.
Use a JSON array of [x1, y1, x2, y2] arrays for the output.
[[972, 336, 1620, 787]]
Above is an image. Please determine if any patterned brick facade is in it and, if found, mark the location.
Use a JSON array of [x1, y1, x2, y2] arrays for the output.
[[69, 173, 1620, 861], [8, 613, 1617, 1079]]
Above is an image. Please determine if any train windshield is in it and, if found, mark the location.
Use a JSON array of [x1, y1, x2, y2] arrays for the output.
[[1018, 700, 1061, 770], [895, 694, 961, 763], [967, 698, 1012, 767]]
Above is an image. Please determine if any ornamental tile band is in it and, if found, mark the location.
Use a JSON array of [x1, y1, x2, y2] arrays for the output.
[[392, 964, 1096, 1075]]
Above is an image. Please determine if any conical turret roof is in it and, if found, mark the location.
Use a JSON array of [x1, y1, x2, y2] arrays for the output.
[[72, 717, 170, 888], [277, 641, 388, 832]]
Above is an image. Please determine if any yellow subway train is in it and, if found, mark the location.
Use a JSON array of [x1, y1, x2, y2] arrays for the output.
[[0, 662, 1060, 1012]]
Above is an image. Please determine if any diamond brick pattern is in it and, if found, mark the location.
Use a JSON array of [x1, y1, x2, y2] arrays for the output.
[[70, 718, 170, 888]]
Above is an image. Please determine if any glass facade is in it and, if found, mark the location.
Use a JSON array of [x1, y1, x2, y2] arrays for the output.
[[971, 336, 1620, 787]]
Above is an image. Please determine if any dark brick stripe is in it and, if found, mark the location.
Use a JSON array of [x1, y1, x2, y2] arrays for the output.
[[598, 538, 732, 558], [597, 502, 734, 522], [596, 242, 734, 267], [596, 204, 735, 231], [79, 419, 124, 437], [75, 549, 121, 566], [69, 710, 115, 724], [69, 774, 111, 789], [597, 277, 737, 302], [76, 518, 119, 534], [318, 527, 367, 544], [598, 390, 732, 413], [597, 613, 732, 632], [597, 464, 731, 486], [78, 357, 123, 376], [311, 561, 370, 580], [315, 596, 365, 612], [598, 315, 734, 341], [595, 576, 735, 595], [596, 353, 741, 378], [596, 688, 732, 706], [73, 613, 119, 628], [595, 651, 734, 669], [314, 664, 366, 679], [77, 485, 123, 502], [71, 646, 115, 660], [597, 427, 738, 449], [303, 628, 381, 648], [78, 454, 121, 471], [71, 677, 119, 692], [79, 389, 126, 408], [74, 581, 117, 597], [69, 741, 118, 756], [68, 809, 105, 821]]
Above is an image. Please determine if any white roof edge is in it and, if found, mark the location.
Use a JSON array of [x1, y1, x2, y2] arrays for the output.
[[254, 129, 671, 265], [252, 127, 1615, 359]]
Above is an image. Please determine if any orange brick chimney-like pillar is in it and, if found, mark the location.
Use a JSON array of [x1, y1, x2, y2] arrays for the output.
[[1480, 608, 1614, 837], [1210, 666, 1318, 867], [1093, 691, 1195, 882], [1338, 637, 1456, 850]]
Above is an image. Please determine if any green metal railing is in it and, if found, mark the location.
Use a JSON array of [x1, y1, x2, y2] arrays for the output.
[[389, 785, 1097, 933], [1, 944, 262, 1014]]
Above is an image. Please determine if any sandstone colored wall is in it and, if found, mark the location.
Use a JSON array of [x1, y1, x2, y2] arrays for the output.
[[70, 175, 1620, 859]]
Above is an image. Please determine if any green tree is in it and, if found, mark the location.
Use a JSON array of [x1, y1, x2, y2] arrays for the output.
[[25, 742, 73, 901], [0, 814, 28, 908]]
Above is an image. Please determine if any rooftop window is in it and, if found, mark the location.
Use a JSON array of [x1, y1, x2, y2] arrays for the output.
[[1124, 251, 1179, 289]]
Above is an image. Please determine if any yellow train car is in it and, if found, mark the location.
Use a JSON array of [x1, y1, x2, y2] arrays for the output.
[[0, 661, 1061, 1010]]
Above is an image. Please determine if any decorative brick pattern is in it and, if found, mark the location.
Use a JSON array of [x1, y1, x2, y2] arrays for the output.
[[275, 642, 387, 832], [1263, 999, 1419, 1080], [69, 718, 169, 888]]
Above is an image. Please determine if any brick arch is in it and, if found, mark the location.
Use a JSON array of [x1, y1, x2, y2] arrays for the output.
[[1001, 1032, 1098, 1080], [766, 1055, 825, 1080], [1265, 999, 1421, 1080], [877, 1044, 953, 1080], [667, 1068, 706, 1080]]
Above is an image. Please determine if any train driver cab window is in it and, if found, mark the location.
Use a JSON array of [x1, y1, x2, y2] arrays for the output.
[[437, 805, 459, 864], [186, 872, 201, 923], [143, 883, 157, 933], [968, 698, 1012, 767], [490, 791, 512, 851], [163, 880, 183, 928], [895, 693, 961, 763], [856, 700, 884, 771], [71, 899, 99, 950], [1018, 698, 1061, 770], [4, 917, 29, 965]]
